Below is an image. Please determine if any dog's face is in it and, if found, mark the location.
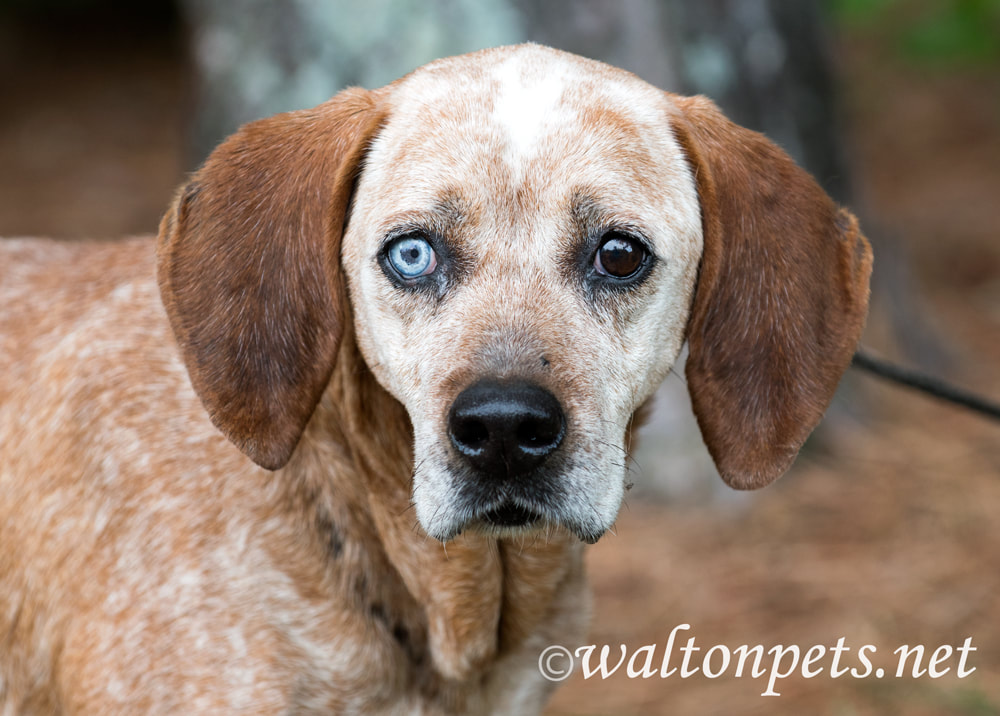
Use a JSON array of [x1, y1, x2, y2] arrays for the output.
[[158, 45, 872, 545], [343, 49, 702, 541]]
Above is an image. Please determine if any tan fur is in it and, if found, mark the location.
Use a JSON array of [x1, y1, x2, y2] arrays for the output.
[[0, 45, 870, 714]]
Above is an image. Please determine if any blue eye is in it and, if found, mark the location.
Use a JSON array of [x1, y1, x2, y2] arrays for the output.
[[387, 236, 437, 279]]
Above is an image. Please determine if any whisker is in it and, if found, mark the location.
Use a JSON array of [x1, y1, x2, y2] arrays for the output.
[[395, 500, 417, 518]]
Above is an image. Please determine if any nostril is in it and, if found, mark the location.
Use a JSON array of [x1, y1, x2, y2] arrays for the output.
[[452, 416, 489, 453], [516, 417, 561, 450]]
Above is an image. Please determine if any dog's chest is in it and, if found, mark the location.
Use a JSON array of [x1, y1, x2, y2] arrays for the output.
[[192, 514, 583, 715]]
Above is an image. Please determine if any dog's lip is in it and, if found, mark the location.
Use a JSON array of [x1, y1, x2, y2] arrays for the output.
[[428, 471, 613, 544], [479, 502, 542, 528], [443, 505, 607, 544]]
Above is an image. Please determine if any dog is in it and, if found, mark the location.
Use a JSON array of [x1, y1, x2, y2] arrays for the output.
[[0, 44, 871, 714]]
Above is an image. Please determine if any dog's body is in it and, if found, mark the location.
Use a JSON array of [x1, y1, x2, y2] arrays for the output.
[[1, 45, 871, 714], [1, 237, 578, 713]]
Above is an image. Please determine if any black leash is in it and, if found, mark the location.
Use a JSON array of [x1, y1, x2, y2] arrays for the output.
[[851, 347, 1000, 421]]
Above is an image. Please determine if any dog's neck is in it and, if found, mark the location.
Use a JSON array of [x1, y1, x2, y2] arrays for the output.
[[286, 323, 585, 683]]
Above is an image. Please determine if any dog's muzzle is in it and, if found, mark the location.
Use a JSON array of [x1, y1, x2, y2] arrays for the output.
[[447, 379, 565, 528]]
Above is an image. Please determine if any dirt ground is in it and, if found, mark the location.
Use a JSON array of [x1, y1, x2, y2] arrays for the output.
[[1, 11, 998, 716]]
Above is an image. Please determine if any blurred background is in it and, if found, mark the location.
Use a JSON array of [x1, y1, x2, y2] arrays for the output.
[[1, 0, 998, 713]]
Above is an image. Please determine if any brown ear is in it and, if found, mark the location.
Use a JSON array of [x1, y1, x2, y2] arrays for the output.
[[673, 95, 872, 490], [157, 88, 386, 470]]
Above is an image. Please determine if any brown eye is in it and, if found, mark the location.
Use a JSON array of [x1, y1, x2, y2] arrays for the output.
[[594, 233, 645, 277]]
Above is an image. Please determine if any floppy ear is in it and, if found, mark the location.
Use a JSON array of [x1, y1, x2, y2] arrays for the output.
[[157, 88, 386, 470], [672, 95, 872, 490]]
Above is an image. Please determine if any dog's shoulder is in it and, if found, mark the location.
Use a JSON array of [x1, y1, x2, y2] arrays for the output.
[[0, 236, 371, 711]]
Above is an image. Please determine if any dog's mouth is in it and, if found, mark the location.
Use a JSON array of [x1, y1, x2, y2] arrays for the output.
[[460, 499, 604, 544], [419, 437, 621, 545], [432, 488, 608, 544], [479, 502, 542, 528]]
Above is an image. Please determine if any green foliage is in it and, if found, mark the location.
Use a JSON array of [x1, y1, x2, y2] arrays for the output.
[[950, 687, 1000, 716], [828, 0, 1000, 65], [831, 0, 899, 22]]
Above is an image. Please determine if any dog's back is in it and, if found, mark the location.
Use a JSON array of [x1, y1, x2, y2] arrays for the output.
[[1, 238, 153, 380]]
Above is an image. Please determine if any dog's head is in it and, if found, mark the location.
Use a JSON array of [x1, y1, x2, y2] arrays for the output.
[[158, 45, 871, 544]]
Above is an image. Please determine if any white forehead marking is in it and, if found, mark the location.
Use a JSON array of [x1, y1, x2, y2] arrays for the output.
[[491, 55, 575, 161]]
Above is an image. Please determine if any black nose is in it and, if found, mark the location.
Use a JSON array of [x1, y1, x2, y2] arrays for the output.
[[448, 380, 565, 477]]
